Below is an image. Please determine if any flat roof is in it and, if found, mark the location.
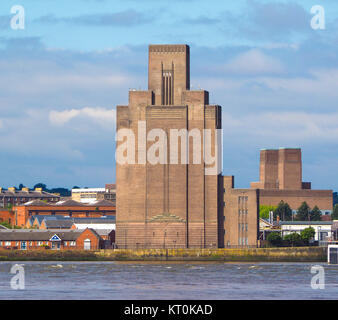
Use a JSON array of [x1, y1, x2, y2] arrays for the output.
[[71, 188, 105, 193], [280, 221, 332, 225]]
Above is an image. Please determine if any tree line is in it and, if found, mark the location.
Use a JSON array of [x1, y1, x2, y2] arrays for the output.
[[260, 200, 338, 221], [9, 183, 82, 197]]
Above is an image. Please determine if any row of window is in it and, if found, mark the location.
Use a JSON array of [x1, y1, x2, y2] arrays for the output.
[[80, 194, 97, 198], [2, 197, 58, 202], [238, 237, 249, 245], [238, 209, 248, 215], [0, 241, 76, 247], [238, 223, 248, 232], [238, 196, 248, 210]]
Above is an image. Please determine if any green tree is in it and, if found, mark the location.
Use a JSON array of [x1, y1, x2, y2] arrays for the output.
[[274, 201, 292, 221], [259, 205, 277, 220], [300, 227, 315, 243], [0, 221, 12, 229], [283, 233, 302, 247], [0, 221, 21, 229], [267, 232, 282, 246], [332, 204, 338, 220], [310, 206, 322, 221], [295, 202, 311, 221]]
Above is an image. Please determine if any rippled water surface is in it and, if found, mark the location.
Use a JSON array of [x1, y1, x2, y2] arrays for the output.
[[0, 261, 337, 300]]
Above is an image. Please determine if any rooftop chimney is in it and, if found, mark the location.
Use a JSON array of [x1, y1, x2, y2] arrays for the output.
[[35, 188, 43, 193]]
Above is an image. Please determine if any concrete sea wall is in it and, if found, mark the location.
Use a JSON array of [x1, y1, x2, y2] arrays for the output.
[[0, 247, 327, 262]]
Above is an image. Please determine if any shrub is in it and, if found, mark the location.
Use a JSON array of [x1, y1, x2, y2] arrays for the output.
[[300, 227, 315, 243], [267, 232, 282, 246], [283, 233, 303, 247]]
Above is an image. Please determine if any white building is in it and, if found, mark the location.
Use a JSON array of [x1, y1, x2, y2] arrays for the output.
[[280, 221, 332, 241], [71, 188, 105, 204]]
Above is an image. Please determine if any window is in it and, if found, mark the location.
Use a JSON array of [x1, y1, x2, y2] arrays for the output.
[[70, 241, 76, 246], [5, 241, 11, 246], [0, 241, 2, 246], [64, 241, 67, 246], [29, 241, 33, 246], [37, 241, 43, 246]]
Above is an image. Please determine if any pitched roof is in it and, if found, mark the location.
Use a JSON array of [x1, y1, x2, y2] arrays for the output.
[[24, 200, 51, 206], [42, 219, 74, 229], [94, 229, 115, 236], [88, 200, 115, 207], [55, 200, 83, 206], [0, 190, 59, 199], [0, 229, 83, 241], [71, 217, 116, 224]]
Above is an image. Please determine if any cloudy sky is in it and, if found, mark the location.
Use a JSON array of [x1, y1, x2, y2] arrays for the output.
[[0, 0, 337, 190]]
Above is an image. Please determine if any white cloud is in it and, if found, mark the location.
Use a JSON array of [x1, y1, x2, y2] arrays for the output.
[[49, 109, 81, 125], [49, 107, 115, 127], [223, 111, 338, 143], [222, 49, 285, 75]]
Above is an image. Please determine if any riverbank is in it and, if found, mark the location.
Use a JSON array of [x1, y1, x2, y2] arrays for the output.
[[0, 247, 326, 262]]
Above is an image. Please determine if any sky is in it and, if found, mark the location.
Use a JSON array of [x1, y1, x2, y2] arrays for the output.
[[0, 0, 337, 190]]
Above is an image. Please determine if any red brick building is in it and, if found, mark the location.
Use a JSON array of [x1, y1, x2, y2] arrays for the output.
[[0, 228, 102, 250], [12, 200, 116, 227]]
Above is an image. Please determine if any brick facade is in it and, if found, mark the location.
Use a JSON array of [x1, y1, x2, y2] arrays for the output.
[[251, 148, 333, 212], [223, 176, 259, 247], [116, 44, 223, 248]]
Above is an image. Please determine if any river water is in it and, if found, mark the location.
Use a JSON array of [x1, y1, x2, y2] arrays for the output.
[[0, 261, 337, 300]]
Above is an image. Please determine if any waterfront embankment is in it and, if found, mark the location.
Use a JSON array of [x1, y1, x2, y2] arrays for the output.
[[0, 247, 326, 262]]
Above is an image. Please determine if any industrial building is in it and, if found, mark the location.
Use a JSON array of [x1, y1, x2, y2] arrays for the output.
[[251, 148, 333, 215]]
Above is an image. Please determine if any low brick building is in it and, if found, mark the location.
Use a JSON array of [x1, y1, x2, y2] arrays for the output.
[[0, 209, 14, 225], [223, 176, 259, 248], [0, 228, 102, 250], [0, 187, 60, 207], [13, 200, 116, 227]]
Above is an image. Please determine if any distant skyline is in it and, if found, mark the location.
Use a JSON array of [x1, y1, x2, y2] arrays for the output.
[[0, 0, 338, 190]]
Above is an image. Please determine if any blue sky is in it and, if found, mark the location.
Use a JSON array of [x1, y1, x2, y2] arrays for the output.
[[0, 0, 338, 190]]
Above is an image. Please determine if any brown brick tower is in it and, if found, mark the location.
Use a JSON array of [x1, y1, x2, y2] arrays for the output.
[[116, 44, 223, 248], [251, 148, 302, 190], [251, 148, 332, 213]]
